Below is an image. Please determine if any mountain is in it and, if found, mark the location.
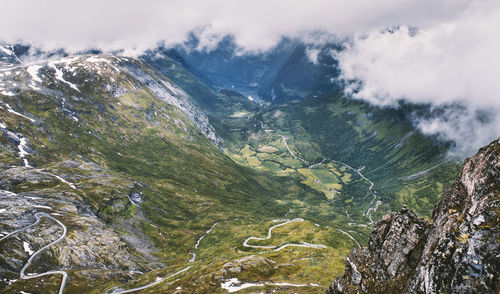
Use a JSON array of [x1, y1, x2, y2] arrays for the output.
[[0, 45, 23, 66], [0, 43, 489, 294], [199, 87, 460, 222], [1, 52, 341, 293], [328, 139, 500, 293], [266, 93, 461, 217], [141, 47, 258, 116], [143, 47, 218, 91], [140, 44, 467, 293], [257, 44, 342, 103], [176, 39, 344, 103], [177, 36, 297, 99]]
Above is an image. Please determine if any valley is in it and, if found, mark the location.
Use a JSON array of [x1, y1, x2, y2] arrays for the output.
[[0, 45, 461, 294], [1, 1, 498, 292]]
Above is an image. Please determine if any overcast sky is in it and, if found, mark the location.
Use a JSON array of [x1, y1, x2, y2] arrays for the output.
[[0, 0, 498, 155]]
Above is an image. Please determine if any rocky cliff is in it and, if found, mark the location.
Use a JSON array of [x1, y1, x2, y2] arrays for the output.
[[328, 139, 500, 293]]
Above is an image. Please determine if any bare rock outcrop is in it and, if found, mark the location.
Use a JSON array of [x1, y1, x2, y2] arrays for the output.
[[328, 139, 500, 293]]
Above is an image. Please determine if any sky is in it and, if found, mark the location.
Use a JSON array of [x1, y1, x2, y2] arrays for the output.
[[0, 0, 498, 155]]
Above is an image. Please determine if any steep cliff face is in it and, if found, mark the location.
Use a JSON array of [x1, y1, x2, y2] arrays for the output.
[[328, 139, 500, 294]]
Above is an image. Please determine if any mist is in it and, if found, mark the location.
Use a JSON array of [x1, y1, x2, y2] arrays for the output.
[[335, 0, 500, 156], [0, 0, 472, 54]]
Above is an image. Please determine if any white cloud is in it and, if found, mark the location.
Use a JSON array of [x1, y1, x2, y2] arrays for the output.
[[415, 107, 499, 157], [305, 47, 321, 64], [0, 0, 472, 54], [336, 0, 500, 156]]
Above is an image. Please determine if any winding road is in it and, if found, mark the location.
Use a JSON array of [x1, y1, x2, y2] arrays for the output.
[[107, 220, 221, 293], [0, 212, 68, 294], [108, 266, 192, 294], [282, 136, 309, 164], [221, 277, 320, 293], [189, 221, 219, 263], [281, 136, 381, 226], [243, 218, 327, 251], [337, 229, 361, 249]]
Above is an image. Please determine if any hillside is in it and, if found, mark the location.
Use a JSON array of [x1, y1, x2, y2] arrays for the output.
[[161, 43, 461, 218], [1, 52, 353, 293], [0, 46, 469, 294], [198, 90, 460, 223]]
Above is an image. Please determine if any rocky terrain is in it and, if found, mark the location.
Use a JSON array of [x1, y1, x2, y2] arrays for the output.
[[328, 139, 500, 293]]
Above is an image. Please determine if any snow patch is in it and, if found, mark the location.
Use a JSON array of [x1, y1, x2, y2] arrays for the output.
[[0, 90, 15, 96], [18, 137, 30, 158], [45, 172, 77, 190], [49, 63, 80, 91], [4, 103, 35, 122], [23, 159, 31, 167], [86, 56, 110, 64], [189, 252, 196, 263], [29, 83, 41, 90], [17, 137, 32, 167], [27, 65, 43, 83], [473, 215, 485, 226], [32, 205, 53, 210], [23, 241, 34, 255], [0, 46, 14, 55]]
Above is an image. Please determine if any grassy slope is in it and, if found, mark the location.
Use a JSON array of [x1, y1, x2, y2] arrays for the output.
[[139, 52, 462, 292], [280, 93, 461, 217], [1, 55, 359, 293], [0, 49, 460, 293]]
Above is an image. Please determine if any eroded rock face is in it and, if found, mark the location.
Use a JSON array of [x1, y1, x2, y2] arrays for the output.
[[328, 139, 500, 294], [368, 208, 429, 279]]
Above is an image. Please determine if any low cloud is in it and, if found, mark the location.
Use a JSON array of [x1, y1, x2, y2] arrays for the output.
[[336, 0, 500, 156], [305, 47, 321, 65], [0, 0, 472, 54], [415, 107, 499, 157]]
